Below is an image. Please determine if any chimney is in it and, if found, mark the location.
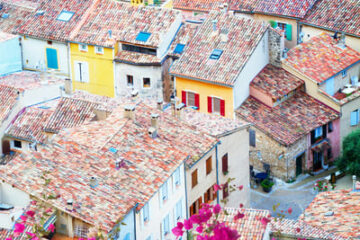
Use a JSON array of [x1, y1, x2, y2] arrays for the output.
[[212, 20, 218, 32], [222, 3, 228, 13], [338, 32, 346, 49], [353, 175, 357, 191], [157, 99, 163, 111], [131, 89, 139, 102], [90, 176, 98, 188], [171, 96, 177, 117], [108, 30, 113, 39], [176, 103, 185, 119], [67, 199, 74, 211], [151, 113, 160, 130], [124, 105, 135, 121], [64, 78, 72, 94]]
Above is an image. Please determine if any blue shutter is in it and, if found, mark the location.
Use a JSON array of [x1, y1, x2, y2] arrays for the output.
[[285, 24, 292, 41], [161, 182, 168, 201], [46, 48, 58, 69], [351, 110, 359, 126], [326, 77, 335, 96], [143, 203, 149, 222], [163, 215, 170, 235], [123, 233, 130, 240], [176, 200, 182, 220], [174, 167, 180, 186]]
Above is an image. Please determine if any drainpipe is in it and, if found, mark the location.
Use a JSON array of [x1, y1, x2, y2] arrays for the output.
[[215, 144, 220, 204], [183, 161, 189, 220], [133, 204, 138, 240]]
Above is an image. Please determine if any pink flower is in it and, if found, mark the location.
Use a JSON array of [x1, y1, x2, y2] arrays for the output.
[[6, 238, 12, 240], [30, 200, 37, 205], [26, 210, 35, 218], [260, 217, 270, 226], [213, 184, 221, 191], [287, 207, 293, 215], [184, 219, 193, 230], [26, 232, 36, 237], [172, 225, 184, 237], [45, 208, 53, 213], [87, 238, 96, 240], [296, 227, 301, 233], [238, 185, 243, 191], [48, 223, 55, 233], [20, 215, 28, 222], [234, 212, 245, 221], [239, 203, 244, 208], [14, 223, 25, 233], [196, 225, 203, 233], [213, 204, 221, 214]]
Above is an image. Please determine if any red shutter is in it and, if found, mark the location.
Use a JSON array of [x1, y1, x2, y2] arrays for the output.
[[220, 99, 225, 116], [207, 97, 212, 113], [222, 154, 228, 173], [181, 91, 187, 106], [195, 93, 200, 110]]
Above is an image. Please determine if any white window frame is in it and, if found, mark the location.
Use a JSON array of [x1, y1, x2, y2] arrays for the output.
[[95, 46, 104, 54], [79, 44, 88, 52], [74, 61, 89, 83]]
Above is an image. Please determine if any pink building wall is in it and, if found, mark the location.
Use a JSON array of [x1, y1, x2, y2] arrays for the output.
[[249, 86, 274, 107]]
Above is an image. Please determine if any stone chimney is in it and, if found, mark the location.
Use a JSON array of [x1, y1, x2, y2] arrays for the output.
[[268, 28, 284, 67], [90, 176, 98, 188], [124, 105, 135, 121], [151, 113, 159, 130], [157, 99, 163, 111], [64, 78, 72, 94], [176, 103, 185, 120]]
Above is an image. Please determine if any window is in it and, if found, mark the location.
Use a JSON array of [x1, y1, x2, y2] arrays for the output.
[[136, 32, 151, 42], [174, 44, 185, 54], [161, 181, 168, 201], [325, 77, 335, 96], [57, 10, 75, 22], [143, 202, 150, 223], [190, 197, 202, 216], [210, 49, 223, 60], [191, 169, 198, 188], [187, 92, 195, 107], [223, 183, 229, 199], [74, 61, 89, 83], [175, 200, 182, 220], [351, 109, 359, 126], [47, 40, 52, 45], [342, 70, 347, 78], [174, 167, 181, 186], [14, 140, 22, 149], [122, 44, 157, 56], [127, 75, 133, 87], [207, 97, 225, 116], [328, 122, 333, 133], [95, 46, 104, 54], [181, 91, 200, 109], [74, 225, 89, 238], [206, 157, 212, 175], [222, 153, 228, 174], [143, 78, 151, 88], [204, 185, 217, 203], [162, 215, 170, 237], [314, 126, 323, 138], [311, 125, 327, 144], [249, 129, 256, 147], [79, 44, 88, 52]]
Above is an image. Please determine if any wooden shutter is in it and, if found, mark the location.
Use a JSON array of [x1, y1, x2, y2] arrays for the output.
[[206, 157, 212, 175], [220, 99, 225, 116], [285, 24, 292, 41], [269, 20, 277, 28], [249, 129, 256, 147], [204, 192, 208, 203], [222, 154, 228, 173], [310, 130, 315, 144], [195, 93, 200, 110], [182, 91, 187, 106], [207, 97, 212, 113], [192, 169, 198, 188], [190, 204, 194, 216]]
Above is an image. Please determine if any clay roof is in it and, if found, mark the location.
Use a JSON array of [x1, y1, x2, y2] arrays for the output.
[[302, 189, 360, 239], [5, 106, 53, 143], [173, 0, 226, 12], [283, 33, 360, 84], [44, 97, 101, 133], [0, 101, 216, 232], [71, 90, 120, 112], [251, 64, 304, 101], [17, 0, 94, 42], [115, 50, 161, 65], [71, 0, 180, 48], [0, 84, 19, 124], [0, 31, 16, 42], [170, 12, 268, 86], [168, 22, 200, 58], [0, 71, 65, 91], [236, 91, 340, 146], [270, 218, 346, 240], [302, 0, 360, 37], [218, 208, 270, 240], [0, 0, 39, 34]]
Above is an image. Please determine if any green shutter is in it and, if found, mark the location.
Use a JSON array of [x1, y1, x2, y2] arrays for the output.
[[269, 20, 278, 28], [286, 24, 292, 41]]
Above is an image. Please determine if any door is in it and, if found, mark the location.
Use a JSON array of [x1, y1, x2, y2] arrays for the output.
[[46, 48, 58, 69], [2, 140, 10, 155], [296, 154, 303, 176], [313, 151, 323, 171]]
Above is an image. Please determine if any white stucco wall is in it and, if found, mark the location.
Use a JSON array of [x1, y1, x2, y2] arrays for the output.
[[115, 63, 163, 99], [233, 30, 269, 111], [135, 163, 186, 240], [218, 127, 250, 208], [19, 83, 64, 107], [21, 37, 70, 76]]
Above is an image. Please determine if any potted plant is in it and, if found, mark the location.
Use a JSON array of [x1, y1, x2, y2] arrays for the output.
[[261, 178, 274, 193]]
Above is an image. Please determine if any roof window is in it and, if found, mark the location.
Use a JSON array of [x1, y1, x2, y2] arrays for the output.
[[210, 49, 223, 60], [174, 44, 185, 54], [136, 32, 151, 42], [57, 10, 74, 22]]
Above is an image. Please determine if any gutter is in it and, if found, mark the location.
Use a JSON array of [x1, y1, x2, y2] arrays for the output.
[[113, 58, 161, 66], [187, 141, 220, 169]]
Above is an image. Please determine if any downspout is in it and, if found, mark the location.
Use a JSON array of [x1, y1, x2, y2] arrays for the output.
[[183, 161, 189, 220], [133, 204, 138, 240], [19, 36, 24, 70], [215, 144, 220, 204]]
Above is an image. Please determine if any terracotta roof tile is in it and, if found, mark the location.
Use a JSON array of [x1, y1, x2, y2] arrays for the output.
[[168, 22, 200, 58], [302, 189, 360, 239], [0, 84, 19, 124], [170, 12, 268, 86], [115, 50, 161, 65], [173, 0, 227, 12], [237, 91, 340, 146], [303, 0, 360, 37], [251, 64, 304, 101], [284, 33, 360, 84]]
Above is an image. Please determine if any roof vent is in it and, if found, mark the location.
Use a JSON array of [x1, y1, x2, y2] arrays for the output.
[[212, 19, 218, 32], [148, 127, 157, 139], [108, 30, 113, 39], [324, 211, 334, 217], [90, 176, 98, 188], [151, 113, 160, 130], [157, 99, 163, 111], [36, 10, 45, 16], [1, 13, 9, 19], [67, 199, 74, 211], [176, 103, 185, 120], [115, 158, 127, 169], [131, 89, 139, 98], [124, 105, 135, 121]]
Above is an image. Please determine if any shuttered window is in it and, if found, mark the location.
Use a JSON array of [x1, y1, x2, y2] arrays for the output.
[[174, 167, 181, 186], [351, 110, 359, 126], [181, 91, 200, 109], [222, 153, 228, 174], [175, 199, 182, 220], [143, 202, 150, 223], [191, 169, 198, 188], [249, 129, 256, 147], [207, 96, 225, 116], [74, 61, 89, 83], [206, 157, 212, 175]]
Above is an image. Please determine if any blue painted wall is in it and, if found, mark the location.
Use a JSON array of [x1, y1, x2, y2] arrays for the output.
[[110, 208, 135, 240], [0, 37, 22, 76]]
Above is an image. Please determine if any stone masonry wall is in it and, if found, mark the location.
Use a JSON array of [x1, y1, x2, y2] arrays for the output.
[[268, 28, 284, 68]]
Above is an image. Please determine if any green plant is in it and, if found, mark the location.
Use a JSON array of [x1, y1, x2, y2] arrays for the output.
[[261, 178, 274, 189]]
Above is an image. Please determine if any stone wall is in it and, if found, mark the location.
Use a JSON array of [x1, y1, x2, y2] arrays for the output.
[[268, 28, 284, 68], [249, 126, 307, 180]]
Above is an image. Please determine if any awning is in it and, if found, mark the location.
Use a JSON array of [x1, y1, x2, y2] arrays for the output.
[[312, 140, 330, 152]]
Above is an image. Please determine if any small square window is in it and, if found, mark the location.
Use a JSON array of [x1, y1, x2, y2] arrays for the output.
[[174, 44, 185, 54], [328, 122, 333, 133], [79, 44, 88, 52], [47, 40, 52, 45], [127, 75, 133, 87], [314, 126, 323, 138], [143, 78, 151, 88], [191, 169, 198, 188], [57, 10, 74, 22], [14, 140, 22, 148], [136, 32, 151, 42], [210, 49, 223, 60], [95, 46, 104, 54]]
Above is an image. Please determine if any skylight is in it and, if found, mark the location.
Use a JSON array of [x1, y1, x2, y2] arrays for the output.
[[174, 44, 185, 54], [210, 49, 223, 60], [136, 32, 151, 42], [56, 10, 74, 22]]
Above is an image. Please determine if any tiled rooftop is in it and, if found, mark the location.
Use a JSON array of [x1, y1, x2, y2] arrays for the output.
[[168, 22, 200, 58], [218, 208, 270, 240], [0, 101, 216, 232], [303, 0, 360, 37], [270, 218, 346, 240], [173, 0, 226, 12], [115, 50, 161, 65], [71, 0, 180, 48], [44, 97, 102, 133], [0, 0, 39, 34], [170, 12, 268, 86], [0, 31, 16, 42], [284, 33, 360, 84], [0, 71, 65, 91], [251, 64, 304, 101], [5, 106, 53, 143], [0, 84, 19, 124], [301, 189, 360, 239], [237, 91, 340, 146], [17, 0, 94, 42], [71, 90, 120, 112]]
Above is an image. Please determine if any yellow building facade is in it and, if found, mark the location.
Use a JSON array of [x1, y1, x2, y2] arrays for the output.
[[175, 77, 234, 119], [70, 43, 115, 97]]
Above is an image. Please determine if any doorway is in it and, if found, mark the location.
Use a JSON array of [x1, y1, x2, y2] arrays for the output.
[[2, 140, 10, 155], [296, 153, 304, 176], [313, 151, 323, 171]]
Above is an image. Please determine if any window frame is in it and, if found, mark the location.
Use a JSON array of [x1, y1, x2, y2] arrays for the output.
[[143, 77, 151, 89], [95, 46, 104, 55], [222, 153, 228, 174], [56, 10, 75, 22], [79, 44, 88, 52], [314, 126, 323, 139], [210, 49, 223, 60], [212, 97, 221, 115], [328, 122, 333, 133], [126, 75, 134, 88], [191, 169, 198, 188], [161, 181, 168, 202], [13, 140, 22, 149], [350, 109, 359, 126], [174, 167, 181, 186], [142, 202, 150, 223], [249, 129, 256, 147], [186, 91, 196, 108], [74, 61, 89, 83]]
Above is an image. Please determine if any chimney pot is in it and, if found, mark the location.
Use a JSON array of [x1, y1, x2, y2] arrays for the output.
[[212, 20, 218, 32], [90, 176, 98, 188], [124, 105, 136, 121], [151, 113, 160, 130], [176, 103, 185, 119], [148, 127, 158, 139], [157, 99, 163, 111], [353, 175, 357, 191]]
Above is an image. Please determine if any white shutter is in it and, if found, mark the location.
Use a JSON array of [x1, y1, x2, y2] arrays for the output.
[[74, 61, 81, 82], [81, 61, 89, 83]]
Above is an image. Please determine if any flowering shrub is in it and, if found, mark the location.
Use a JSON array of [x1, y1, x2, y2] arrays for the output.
[[314, 179, 335, 192]]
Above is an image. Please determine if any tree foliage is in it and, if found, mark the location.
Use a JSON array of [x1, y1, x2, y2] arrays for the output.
[[336, 129, 360, 177]]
